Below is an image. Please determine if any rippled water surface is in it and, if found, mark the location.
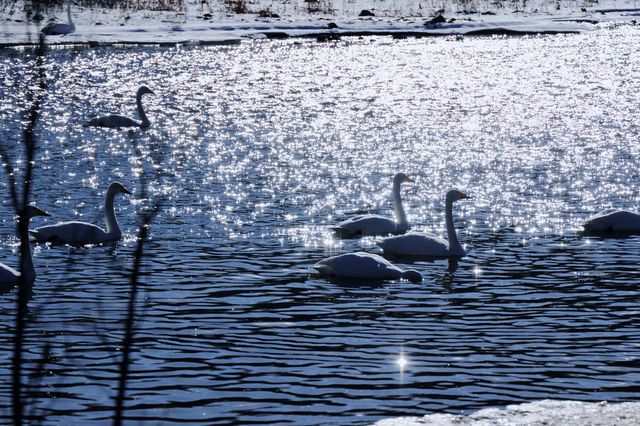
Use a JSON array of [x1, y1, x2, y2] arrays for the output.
[[1, 27, 640, 424]]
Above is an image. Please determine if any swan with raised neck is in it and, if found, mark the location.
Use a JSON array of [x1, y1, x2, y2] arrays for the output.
[[41, 2, 75, 36], [29, 182, 131, 246], [377, 189, 469, 257], [330, 172, 413, 237], [0, 206, 50, 286], [86, 86, 153, 128]]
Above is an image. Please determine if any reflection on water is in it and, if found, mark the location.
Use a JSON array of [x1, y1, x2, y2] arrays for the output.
[[1, 26, 640, 424]]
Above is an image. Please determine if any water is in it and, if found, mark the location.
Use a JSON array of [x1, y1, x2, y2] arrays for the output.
[[1, 26, 640, 424]]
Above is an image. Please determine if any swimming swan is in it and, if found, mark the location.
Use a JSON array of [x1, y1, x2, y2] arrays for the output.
[[41, 2, 75, 36], [378, 190, 469, 257], [0, 206, 50, 286], [330, 173, 413, 237], [86, 86, 153, 128], [314, 252, 422, 283], [30, 182, 131, 245], [582, 209, 640, 234]]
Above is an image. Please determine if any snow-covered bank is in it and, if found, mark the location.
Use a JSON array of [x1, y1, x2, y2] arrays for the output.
[[376, 400, 640, 426], [1, 0, 640, 46]]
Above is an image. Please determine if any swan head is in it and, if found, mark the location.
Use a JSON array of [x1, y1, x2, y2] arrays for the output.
[[108, 182, 132, 195], [446, 189, 469, 203], [401, 269, 422, 283], [394, 173, 414, 185], [138, 86, 154, 96], [24, 205, 50, 219]]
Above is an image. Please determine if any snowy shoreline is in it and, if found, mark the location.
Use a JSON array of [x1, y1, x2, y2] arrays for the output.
[[375, 400, 640, 426], [1, 0, 640, 46]]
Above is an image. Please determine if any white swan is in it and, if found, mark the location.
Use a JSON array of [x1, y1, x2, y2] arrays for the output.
[[0, 206, 50, 286], [86, 86, 153, 128], [582, 210, 640, 234], [378, 189, 469, 257], [330, 173, 413, 237], [30, 182, 131, 246], [41, 2, 75, 36], [314, 252, 422, 283]]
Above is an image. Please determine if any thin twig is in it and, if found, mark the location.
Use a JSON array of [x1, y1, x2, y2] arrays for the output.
[[113, 132, 166, 425], [7, 32, 46, 426]]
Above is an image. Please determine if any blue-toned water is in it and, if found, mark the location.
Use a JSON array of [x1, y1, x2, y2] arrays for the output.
[[0, 26, 640, 424]]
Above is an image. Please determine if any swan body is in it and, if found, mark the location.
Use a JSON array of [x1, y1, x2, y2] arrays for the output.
[[30, 182, 131, 246], [87, 86, 153, 128], [41, 2, 75, 36], [331, 173, 413, 237], [314, 252, 422, 283], [582, 210, 640, 234], [0, 206, 50, 286], [378, 190, 469, 257]]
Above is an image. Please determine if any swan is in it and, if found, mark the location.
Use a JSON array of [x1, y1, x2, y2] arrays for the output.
[[330, 173, 413, 237], [582, 209, 640, 234], [378, 189, 469, 257], [0, 206, 50, 286], [314, 252, 422, 283], [41, 2, 75, 36], [30, 182, 131, 246], [86, 86, 153, 128]]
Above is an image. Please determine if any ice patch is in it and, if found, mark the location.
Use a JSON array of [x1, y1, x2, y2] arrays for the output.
[[375, 400, 640, 426]]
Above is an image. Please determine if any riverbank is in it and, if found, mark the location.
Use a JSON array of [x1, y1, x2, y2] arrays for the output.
[[1, 0, 640, 45]]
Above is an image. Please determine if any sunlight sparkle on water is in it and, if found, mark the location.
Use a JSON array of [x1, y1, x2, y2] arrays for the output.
[[3, 28, 640, 424], [396, 348, 408, 373]]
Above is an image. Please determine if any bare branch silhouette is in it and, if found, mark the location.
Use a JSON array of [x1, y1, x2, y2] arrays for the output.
[[113, 133, 166, 426], [0, 32, 47, 426]]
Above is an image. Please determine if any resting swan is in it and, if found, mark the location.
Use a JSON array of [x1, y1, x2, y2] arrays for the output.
[[378, 190, 469, 257], [582, 210, 640, 234], [0, 206, 50, 286], [314, 252, 422, 283], [330, 173, 413, 237], [86, 86, 153, 128], [41, 2, 75, 36], [30, 182, 131, 246]]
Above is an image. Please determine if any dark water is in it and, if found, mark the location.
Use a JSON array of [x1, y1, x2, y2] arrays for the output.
[[0, 26, 640, 424]]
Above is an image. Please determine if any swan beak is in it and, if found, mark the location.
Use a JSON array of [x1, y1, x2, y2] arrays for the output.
[[458, 191, 470, 199], [121, 187, 132, 195], [34, 207, 50, 217], [406, 176, 414, 183]]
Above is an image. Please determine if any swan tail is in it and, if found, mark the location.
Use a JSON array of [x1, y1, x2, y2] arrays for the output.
[[330, 226, 351, 237], [313, 264, 332, 276], [29, 229, 48, 242], [29, 229, 59, 243]]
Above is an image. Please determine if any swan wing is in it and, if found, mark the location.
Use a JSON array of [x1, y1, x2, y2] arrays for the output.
[[30, 221, 112, 245], [378, 232, 451, 257], [87, 114, 139, 128], [314, 252, 402, 280], [331, 215, 399, 236], [583, 210, 640, 233]]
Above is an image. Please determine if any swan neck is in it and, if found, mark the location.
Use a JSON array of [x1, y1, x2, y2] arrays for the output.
[[21, 238, 35, 284], [66, 3, 74, 28], [445, 198, 462, 253], [393, 179, 408, 228], [105, 190, 121, 236], [19, 217, 35, 284], [137, 91, 150, 128]]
